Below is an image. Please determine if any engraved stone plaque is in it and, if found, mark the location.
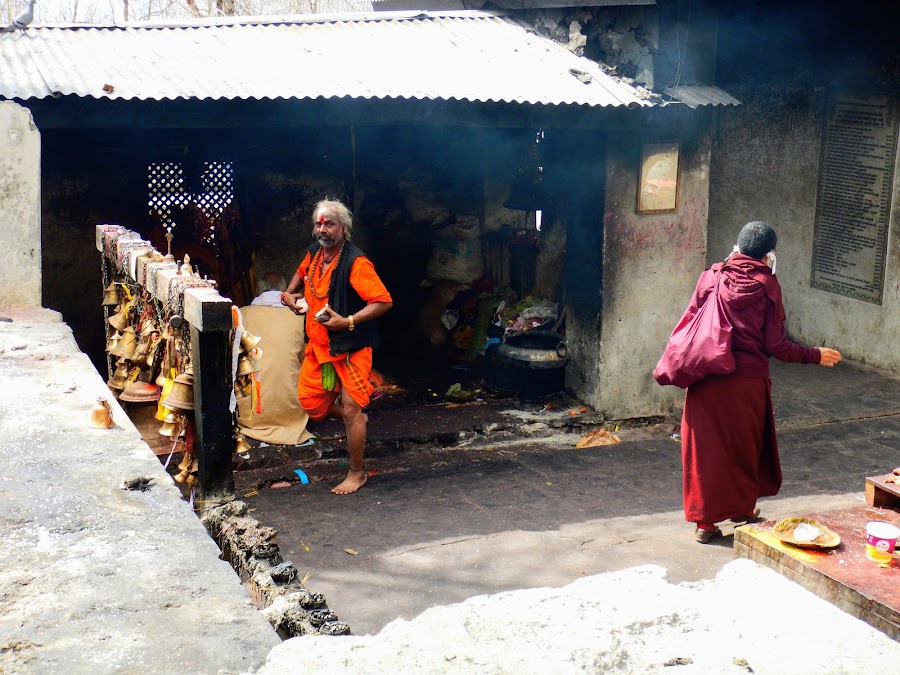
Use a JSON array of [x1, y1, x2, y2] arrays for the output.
[[812, 91, 898, 304]]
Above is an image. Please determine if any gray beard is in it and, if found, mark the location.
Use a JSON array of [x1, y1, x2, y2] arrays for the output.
[[317, 235, 336, 248]]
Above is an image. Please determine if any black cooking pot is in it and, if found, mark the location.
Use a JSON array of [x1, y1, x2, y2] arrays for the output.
[[487, 330, 569, 402]]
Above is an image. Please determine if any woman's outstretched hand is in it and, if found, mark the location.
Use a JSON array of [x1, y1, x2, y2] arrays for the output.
[[818, 348, 842, 367]]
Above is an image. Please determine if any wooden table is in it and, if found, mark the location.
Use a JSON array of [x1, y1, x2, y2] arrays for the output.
[[866, 473, 900, 508], [734, 506, 900, 641]]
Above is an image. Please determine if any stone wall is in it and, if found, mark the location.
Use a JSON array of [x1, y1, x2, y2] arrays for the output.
[[0, 101, 41, 308], [708, 86, 900, 372], [589, 127, 711, 419]]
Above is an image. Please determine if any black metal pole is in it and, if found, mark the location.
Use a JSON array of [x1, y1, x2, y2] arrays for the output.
[[190, 324, 234, 498]]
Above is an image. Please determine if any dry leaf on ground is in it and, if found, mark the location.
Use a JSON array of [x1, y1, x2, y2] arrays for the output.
[[576, 428, 622, 448]]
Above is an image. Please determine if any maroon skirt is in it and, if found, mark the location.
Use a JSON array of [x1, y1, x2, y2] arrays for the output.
[[681, 373, 779, 524]]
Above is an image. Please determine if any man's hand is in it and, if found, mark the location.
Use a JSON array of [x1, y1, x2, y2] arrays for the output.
[[281, 292, 308, 316], [818, 348, 842, 367]]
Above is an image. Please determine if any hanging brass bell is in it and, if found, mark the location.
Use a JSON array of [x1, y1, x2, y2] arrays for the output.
[[174, 468, 188, 484], [118, 326, 138, 361], [89, 397, 115, 429], [236, 352, 261, 378], [108, 305, 130, 332], [159, 412, 185, 438], [234, 432, 251, 455], [234, 375, 252, 399], [239, 329, 262, 353], [102, 282, 119, 307], [107, 359, 130, 391], [163, 369, 195, 411], [139, 320, 158, 338], [177, 451, 192, 472], [106, 330, 122, 354], [119, 380, 161, 403], [109, 326, 136, 359]]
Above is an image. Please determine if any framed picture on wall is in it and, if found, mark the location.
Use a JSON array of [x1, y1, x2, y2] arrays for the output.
[[637, 142, 680, 213]]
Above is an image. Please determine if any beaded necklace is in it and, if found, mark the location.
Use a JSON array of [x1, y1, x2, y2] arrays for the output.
[[308, 240, 345, 301]]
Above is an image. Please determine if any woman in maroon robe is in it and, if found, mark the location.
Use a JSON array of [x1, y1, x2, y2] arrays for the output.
[[681, 222, 843, 543]]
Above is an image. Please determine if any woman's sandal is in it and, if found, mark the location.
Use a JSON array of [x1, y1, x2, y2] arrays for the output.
[[694, 526, 722, 544], [730, 507, 763, 524]]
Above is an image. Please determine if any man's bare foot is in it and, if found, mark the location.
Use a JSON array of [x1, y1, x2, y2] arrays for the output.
[[331, 468, 367, 495]]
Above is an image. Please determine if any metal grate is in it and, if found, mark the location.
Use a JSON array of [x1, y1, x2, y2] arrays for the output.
[[195, 161, 235, 248]]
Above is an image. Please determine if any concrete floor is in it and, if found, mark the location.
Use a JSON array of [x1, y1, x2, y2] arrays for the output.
[[238, 359, 900, 636]]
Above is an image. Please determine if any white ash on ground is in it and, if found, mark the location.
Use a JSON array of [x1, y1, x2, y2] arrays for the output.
[[256, 558, 900, 674]]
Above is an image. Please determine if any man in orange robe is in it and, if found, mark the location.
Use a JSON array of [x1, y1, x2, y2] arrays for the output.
[[282, 199, 392, 494]]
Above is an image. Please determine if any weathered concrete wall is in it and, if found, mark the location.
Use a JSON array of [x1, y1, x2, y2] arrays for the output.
[[591, 130, 711, 418], [709, 87, 900, 372], [0, 101, 41, 307]]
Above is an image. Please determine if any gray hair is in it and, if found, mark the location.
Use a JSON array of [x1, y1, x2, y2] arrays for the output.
[[312, 199, 353, 241], [256, 271, 287, 295]]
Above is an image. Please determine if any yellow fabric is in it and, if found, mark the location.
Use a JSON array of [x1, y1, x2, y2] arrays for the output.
[[236, 305, 313, 445]]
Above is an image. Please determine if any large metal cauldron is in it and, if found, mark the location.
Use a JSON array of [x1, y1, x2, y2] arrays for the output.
[[486, 330, 570, 402]]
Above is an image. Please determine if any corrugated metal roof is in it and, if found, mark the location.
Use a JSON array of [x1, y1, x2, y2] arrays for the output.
[[0, 12, 657, 108], [663, 84, 742, 109]]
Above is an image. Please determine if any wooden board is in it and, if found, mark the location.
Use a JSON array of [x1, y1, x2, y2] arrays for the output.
[[733, 506, 900, 642], [866, 474, 900, 508]]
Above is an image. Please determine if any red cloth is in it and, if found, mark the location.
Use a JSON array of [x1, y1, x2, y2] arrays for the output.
[[680, 255, 821, 524], [686, 254, 820, 378], [681, 374, 778, 523]]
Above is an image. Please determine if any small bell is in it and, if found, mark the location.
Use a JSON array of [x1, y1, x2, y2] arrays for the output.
[[177, 452, 192, 472], [234, 376, 252, 399], [159, 412, 183, 437], [234, 432, 251, 455], [89, 397, 114, 429], [118, 326, 138, 361], [102, 282, 119, 307], [239, 329, 262, 353], [106, 330, 122, 354], [107, 359, 130, 391], [163, 367, 195, 411], [236, 352, 261, 378], [108, 304, 130, 332]]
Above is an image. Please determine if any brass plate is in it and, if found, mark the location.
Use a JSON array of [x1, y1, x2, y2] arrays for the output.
[[773, 517, 841, 549]]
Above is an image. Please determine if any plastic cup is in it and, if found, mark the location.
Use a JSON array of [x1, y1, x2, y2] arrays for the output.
[[865, 521, 900, 564]]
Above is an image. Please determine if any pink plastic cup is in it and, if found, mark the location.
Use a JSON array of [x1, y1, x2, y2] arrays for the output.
[[865, 521, 900, 564]]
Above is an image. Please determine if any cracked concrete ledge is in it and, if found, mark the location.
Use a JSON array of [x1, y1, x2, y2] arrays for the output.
[[0, 308, 280, 674], [201, 500, 350, 638]]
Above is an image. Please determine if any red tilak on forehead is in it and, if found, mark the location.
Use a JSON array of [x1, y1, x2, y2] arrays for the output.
[[317, 215, 326, 224]]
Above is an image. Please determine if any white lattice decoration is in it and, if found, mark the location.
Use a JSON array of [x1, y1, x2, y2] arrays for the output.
[[147, 163, 189, 227]]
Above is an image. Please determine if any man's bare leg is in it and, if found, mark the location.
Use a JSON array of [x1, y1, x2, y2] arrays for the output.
[[331, 395, 368, 495]]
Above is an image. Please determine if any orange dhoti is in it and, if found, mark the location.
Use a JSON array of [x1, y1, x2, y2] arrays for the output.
[[298, 344, 374, 421]]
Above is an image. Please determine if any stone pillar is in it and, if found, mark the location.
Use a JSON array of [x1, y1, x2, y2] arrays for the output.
[[0, 101, 41, 307]]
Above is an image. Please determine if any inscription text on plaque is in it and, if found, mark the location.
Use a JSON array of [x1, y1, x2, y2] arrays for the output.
[[812, 91, 898, 304]]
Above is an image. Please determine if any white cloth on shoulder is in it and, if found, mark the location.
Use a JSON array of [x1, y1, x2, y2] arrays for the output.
[[251, 290, 285, 308]]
